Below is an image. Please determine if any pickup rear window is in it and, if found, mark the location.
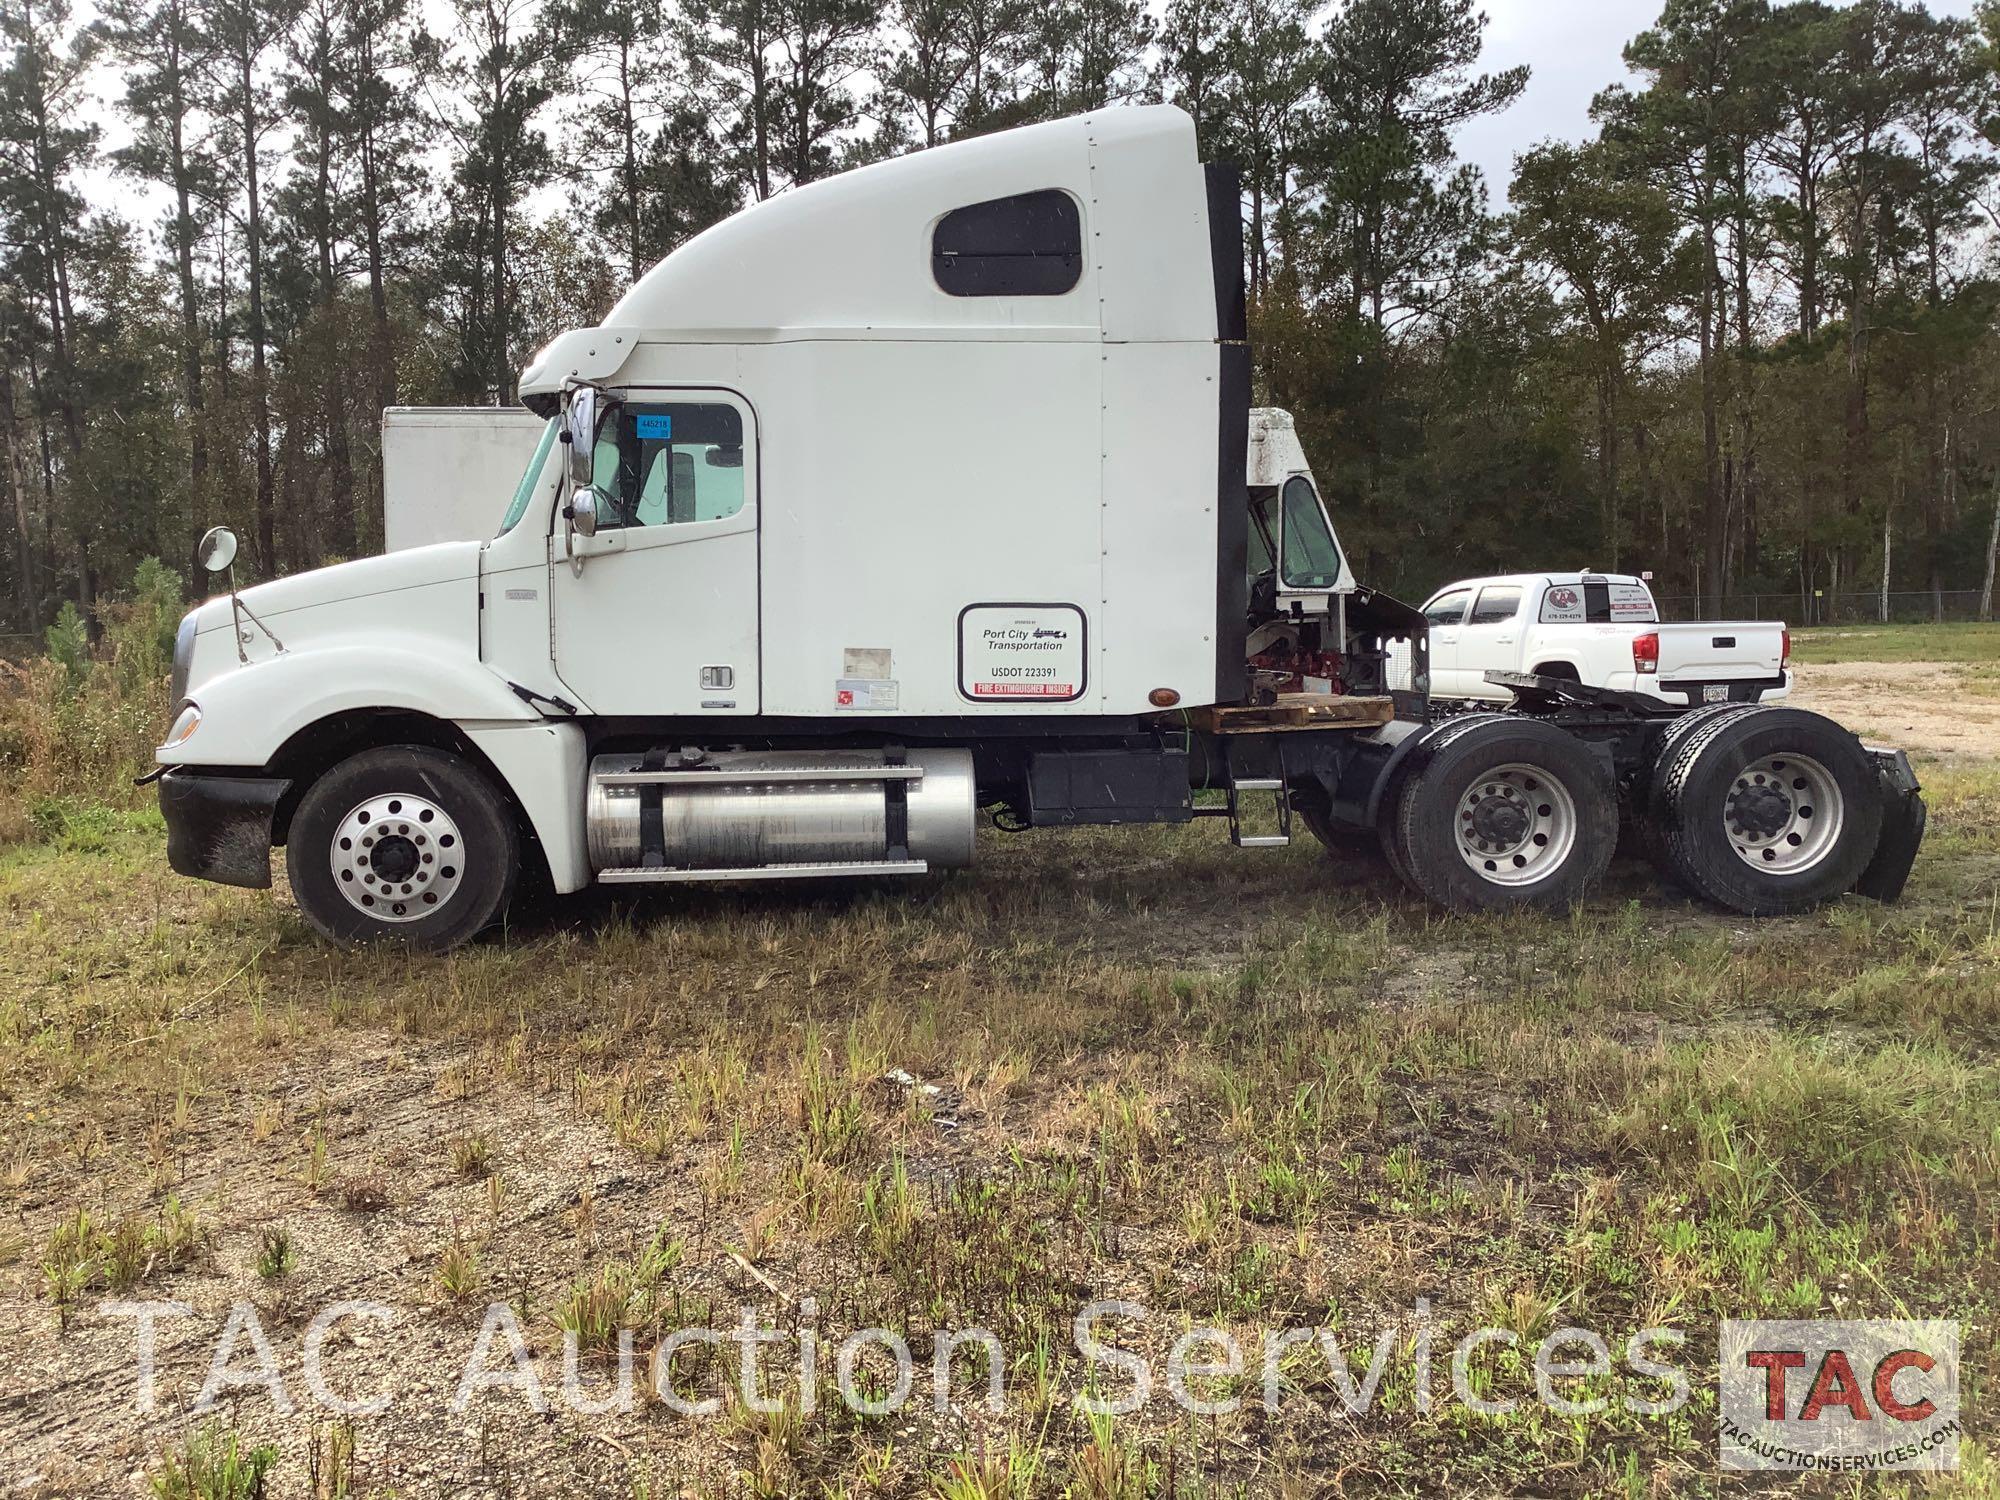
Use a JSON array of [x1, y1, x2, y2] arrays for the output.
[[1540, 580, 1658, 624]]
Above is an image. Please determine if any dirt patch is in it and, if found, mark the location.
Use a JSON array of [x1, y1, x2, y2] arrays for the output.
[[1787, 659, 2000, 761]]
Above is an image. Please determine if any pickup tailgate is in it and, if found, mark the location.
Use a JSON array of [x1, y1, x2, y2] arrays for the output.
[[1654, 621, 1785, 683]]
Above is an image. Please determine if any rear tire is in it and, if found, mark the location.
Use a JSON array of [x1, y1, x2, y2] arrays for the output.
[[288, 745, 519, 951], [1635, 702, 1748, 876], [1391, 716, 1617, 912], [1652, 706, 1881, 916]]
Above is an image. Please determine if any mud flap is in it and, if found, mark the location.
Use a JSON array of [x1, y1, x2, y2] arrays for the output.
[[159, 770, 291, 889], [1854, 749, 1926, 904]]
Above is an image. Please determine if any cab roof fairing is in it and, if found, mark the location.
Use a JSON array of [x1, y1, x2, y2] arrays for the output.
[[517, 106, 1216, 410], [1247, 407, 1311, 490]]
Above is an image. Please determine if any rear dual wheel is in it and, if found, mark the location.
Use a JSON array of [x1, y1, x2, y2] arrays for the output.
[[1648, 705, 1881, 916]]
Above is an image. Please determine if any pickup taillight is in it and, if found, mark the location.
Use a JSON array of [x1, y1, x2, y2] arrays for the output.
[[1632, 632, 1660, 674], [1781, 628, 1791, 668]]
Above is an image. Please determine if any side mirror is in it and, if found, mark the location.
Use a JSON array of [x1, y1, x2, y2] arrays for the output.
[[564, 385, 602, 487], [565, 487, 599, 538], [197, 525, 238, 575]]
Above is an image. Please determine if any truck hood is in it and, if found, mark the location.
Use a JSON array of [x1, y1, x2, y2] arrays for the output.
[[194, 541, 485, 632]]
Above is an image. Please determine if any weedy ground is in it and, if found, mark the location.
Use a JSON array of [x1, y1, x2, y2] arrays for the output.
[[0, 652, 1997, 1498]]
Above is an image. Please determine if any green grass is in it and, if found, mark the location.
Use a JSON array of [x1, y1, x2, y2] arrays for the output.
[[1789, 619, 2000, 665], [2, 776, 1998, 1495]]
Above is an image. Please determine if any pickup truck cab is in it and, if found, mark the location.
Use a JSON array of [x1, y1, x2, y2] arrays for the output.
[[1419, 572, 1791, 705]]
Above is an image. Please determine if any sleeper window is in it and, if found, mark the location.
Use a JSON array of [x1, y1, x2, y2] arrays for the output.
[[932, 190, 1082, 297], [589, 402, 745, 528]]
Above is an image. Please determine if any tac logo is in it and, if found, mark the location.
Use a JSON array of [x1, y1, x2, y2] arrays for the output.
[[1720, 1320, 1960, 1471]]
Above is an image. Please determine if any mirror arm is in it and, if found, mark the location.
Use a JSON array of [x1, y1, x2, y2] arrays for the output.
[[224, 568, 286, 662]]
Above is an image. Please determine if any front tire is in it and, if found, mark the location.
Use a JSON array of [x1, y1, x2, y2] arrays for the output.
[[287, 746, 519, 950], [1390, 717, 1618, 912]]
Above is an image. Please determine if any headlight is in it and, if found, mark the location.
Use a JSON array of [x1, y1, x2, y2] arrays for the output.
[[161, 703, 201, 749], [170, 610, 198, 706]]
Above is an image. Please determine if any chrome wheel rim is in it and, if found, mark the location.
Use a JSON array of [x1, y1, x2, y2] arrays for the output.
[[1455, 762, 1577, 886], [330, 794, 464, 922], [1724, 752, 1843, 874]]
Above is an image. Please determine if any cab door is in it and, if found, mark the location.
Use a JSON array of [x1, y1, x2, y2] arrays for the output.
[[1421, 587, 1472, 694], [548, 391, 758, 716], [1456, 583, 1525, 699]]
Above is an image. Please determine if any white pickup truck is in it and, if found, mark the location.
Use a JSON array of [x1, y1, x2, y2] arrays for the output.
[[1415, 572, 1791, 706]]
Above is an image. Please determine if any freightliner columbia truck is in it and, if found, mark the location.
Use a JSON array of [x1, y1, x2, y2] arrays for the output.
[[152, 106, 1925, 950]]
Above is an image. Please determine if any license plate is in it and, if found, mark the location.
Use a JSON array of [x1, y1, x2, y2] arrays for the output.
[[1702, 684, 1729, 703]]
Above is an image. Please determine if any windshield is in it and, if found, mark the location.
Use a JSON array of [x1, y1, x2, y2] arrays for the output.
[[497, 418, 560, 536], [1256, 478, 1352, 592]]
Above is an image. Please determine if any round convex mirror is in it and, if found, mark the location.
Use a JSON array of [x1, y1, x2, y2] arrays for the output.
[[197, 525, 239, 574]]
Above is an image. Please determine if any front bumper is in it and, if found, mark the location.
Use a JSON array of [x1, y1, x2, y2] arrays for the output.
[[158, 769, 291, 889]]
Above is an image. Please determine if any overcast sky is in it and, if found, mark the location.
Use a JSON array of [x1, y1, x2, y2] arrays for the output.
[[1459, 0, 1985, 207]]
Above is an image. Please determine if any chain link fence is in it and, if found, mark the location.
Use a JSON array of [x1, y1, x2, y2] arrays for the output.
[[1653, 589, 1993, 625]]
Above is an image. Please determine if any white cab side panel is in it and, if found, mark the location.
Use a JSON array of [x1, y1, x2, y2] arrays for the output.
[[749, 339, 1105, 717], [1088, 114, 1216, 345], [1099, 342, 1220, 707]]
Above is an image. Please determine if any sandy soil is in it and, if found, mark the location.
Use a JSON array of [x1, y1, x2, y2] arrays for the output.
[[1787, 660, 2000, 761]]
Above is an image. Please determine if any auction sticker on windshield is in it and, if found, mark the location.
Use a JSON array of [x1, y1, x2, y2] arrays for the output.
[[959, 604, 1086, 702]]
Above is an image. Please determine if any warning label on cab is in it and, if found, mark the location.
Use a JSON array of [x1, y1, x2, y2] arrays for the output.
[[959, 604, 1085, 703]]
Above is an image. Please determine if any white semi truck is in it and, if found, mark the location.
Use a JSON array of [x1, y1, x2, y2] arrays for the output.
[[152, 106, 1925, 950]]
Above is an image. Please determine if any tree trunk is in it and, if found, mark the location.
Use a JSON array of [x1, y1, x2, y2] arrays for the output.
[[357, 64, 398, 438], [1, 362, 38, 626], [240, 38, 277, 577], [1979, 481, 1999, 623], [1879, 506, 1891, 625], [314, 111, 356, 558], [1699, 254, 1725, 620], [166, 9, 207, 599]]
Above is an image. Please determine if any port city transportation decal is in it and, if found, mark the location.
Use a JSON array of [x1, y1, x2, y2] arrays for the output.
[[958, 603, 1086, 701]]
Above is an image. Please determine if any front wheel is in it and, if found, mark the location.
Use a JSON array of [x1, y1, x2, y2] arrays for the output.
[[1389, 717, 1618, 913], [287, 746, 519, 950]]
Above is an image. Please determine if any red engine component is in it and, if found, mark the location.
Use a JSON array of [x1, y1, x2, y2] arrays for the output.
[[1247, 642, 1346, 696]]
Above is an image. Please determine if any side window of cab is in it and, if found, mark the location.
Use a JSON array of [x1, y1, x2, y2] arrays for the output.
[[590, 401, 746, 529], [1424, 589, 1471, 627], [1467, 585, 1523, 626]]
